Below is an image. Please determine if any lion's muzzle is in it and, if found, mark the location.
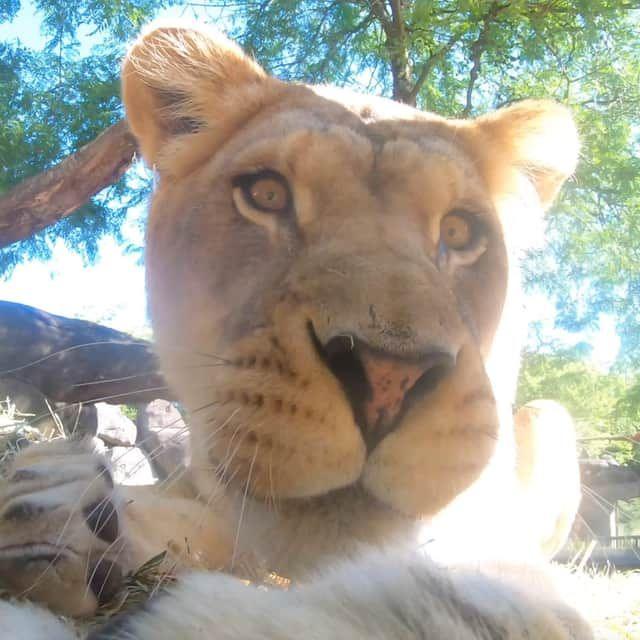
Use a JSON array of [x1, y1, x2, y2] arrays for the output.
[[312, 330, 456, 451]]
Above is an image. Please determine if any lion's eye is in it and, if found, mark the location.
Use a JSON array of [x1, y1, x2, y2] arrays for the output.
[[437, 210, 487, 272], [440, 212, 473, 251], [236, 171, 291, 214]]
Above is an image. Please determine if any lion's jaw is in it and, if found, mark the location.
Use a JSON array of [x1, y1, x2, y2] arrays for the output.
[[123, 24, 578, 568]]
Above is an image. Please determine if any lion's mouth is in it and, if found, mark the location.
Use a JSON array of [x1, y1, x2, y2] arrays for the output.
[[308, 323, 455, 451]]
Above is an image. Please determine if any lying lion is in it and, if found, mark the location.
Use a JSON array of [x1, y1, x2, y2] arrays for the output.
[[0, 22, 588, 640]]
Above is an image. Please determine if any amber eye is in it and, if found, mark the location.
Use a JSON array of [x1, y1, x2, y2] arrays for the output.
[[440, 212, 474, 251], [237, 171, 291, 213]]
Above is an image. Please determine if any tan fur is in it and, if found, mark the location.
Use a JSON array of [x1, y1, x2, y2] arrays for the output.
[[0, 22, 586, 639], [129, 24, 577, 532]]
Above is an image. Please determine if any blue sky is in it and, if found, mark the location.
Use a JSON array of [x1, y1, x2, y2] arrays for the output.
[[0, 1, 621, 367]]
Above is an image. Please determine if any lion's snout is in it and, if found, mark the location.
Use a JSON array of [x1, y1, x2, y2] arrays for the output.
[[310, 328, 456, 451]]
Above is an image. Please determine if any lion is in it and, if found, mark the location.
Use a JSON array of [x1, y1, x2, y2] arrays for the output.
[[0, 22, 589, 640]]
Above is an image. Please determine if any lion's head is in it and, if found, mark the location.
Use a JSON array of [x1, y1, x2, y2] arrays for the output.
[[122, 24, 578, 524]]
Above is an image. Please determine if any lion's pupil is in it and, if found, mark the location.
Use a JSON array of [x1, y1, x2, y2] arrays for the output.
[[441, 215, 472, 249], [248, 176, 288, 211]]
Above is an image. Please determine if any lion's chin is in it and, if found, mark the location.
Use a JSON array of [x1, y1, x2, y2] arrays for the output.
[[246, 475, 426, 527], [276, 482, 412, 517], [221, 448, 454, 520]]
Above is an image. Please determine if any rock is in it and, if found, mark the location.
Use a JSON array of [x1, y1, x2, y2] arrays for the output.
[[136, 400, 189, 479], [96, 402, 138, 446], [0, 377, 61, 438], [94, 402, 138, 447], [54, 402, 98, 437], [105, 445, 156, 486], [0, 377, 100, 439]]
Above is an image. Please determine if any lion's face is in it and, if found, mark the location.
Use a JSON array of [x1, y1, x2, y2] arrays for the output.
[[122, 25, 578, 519]]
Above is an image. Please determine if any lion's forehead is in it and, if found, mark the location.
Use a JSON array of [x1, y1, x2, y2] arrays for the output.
[[309, 84, 437, 123], [212, 102, 481, 198]]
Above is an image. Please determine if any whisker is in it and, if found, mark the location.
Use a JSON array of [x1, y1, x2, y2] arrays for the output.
[[581, 484, 616, 514], [25, 386, 170, 429], [72, 372, 164, 388], [71, 362, 233, 389], [160, 461, 193, 493], [215, 422, 247, 482], [231, 443, 259, 571], [267, 447, 279, 515], [135, 427, 190, 461], [83, 533, 125, 605], [156, 410, 238, 493], [25, 375, 230, 437], [1, 342, 233, 378], [0, 341, 153, 376]]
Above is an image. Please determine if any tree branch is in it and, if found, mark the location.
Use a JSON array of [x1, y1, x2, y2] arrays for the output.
[[462, 2, 511, 117], [368, 0, 392, 32], [390, 0, 405, 40], [0, 120, 138, 248], [407, 29, 466, 104], [387, 0, 413, 103], [368, 0, 414, 103]]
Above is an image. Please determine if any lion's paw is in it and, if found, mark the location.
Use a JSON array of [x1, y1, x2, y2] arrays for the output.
[[0, 438, 129, 616]]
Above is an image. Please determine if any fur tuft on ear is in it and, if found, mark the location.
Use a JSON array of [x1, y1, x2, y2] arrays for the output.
[[476, 100, 579, 209], [122, 21, 269, 168]]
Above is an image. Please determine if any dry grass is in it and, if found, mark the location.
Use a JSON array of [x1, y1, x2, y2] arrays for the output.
[[83, 551, 176, 634], [0, 399, 47, 464], [550, 564, 640, 639]]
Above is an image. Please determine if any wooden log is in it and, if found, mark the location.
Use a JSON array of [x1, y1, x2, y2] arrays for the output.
[[0, 120, 137, 247], [0, 300, 171, 405]]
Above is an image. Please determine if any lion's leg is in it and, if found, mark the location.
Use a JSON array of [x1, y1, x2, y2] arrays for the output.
[[514, 400, 581, 558], [0, 438, 233, 617], [0, 600, 77, 640], [90, 552, 592, 640], [123, 483, 234, 573]]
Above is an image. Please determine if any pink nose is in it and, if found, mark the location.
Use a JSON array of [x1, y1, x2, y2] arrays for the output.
[[318, 334, 455, 450], [359, 348, 428, 430]]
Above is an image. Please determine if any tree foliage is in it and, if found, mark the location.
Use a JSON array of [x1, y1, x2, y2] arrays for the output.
[[518, 349, 640, 465], [1, 1, 639, 373], [224, 1, 640, 368], [0, 1, 167, 270]]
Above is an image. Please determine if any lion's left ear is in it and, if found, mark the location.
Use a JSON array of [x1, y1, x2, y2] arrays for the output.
[[474, 100, 579, 209]]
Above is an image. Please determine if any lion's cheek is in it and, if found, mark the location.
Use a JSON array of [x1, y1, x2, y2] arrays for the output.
[[249, 398, 366, 500], [361, 425, 494, 517], [248, 429, 366, 500], [362, 345, 499, 517], [187, 374, 367, 500]]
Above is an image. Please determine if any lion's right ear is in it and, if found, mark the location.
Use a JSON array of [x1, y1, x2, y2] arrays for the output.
[[122, 22, 269, 168]]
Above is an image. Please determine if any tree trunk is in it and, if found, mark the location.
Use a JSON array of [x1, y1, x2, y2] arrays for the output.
[[0, 120, 137, 248], [0, 300, 171, 405], [370, 0, 415, 106], [388, 0, 414, 105]]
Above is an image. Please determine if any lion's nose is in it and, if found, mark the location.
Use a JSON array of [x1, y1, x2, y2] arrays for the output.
[[317, 334, 455, 451]]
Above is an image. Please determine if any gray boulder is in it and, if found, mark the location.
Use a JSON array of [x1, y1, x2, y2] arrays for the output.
[[0, 377, 61, 438], [95, 402, 137, 446], [136, 400, 189, 480]]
